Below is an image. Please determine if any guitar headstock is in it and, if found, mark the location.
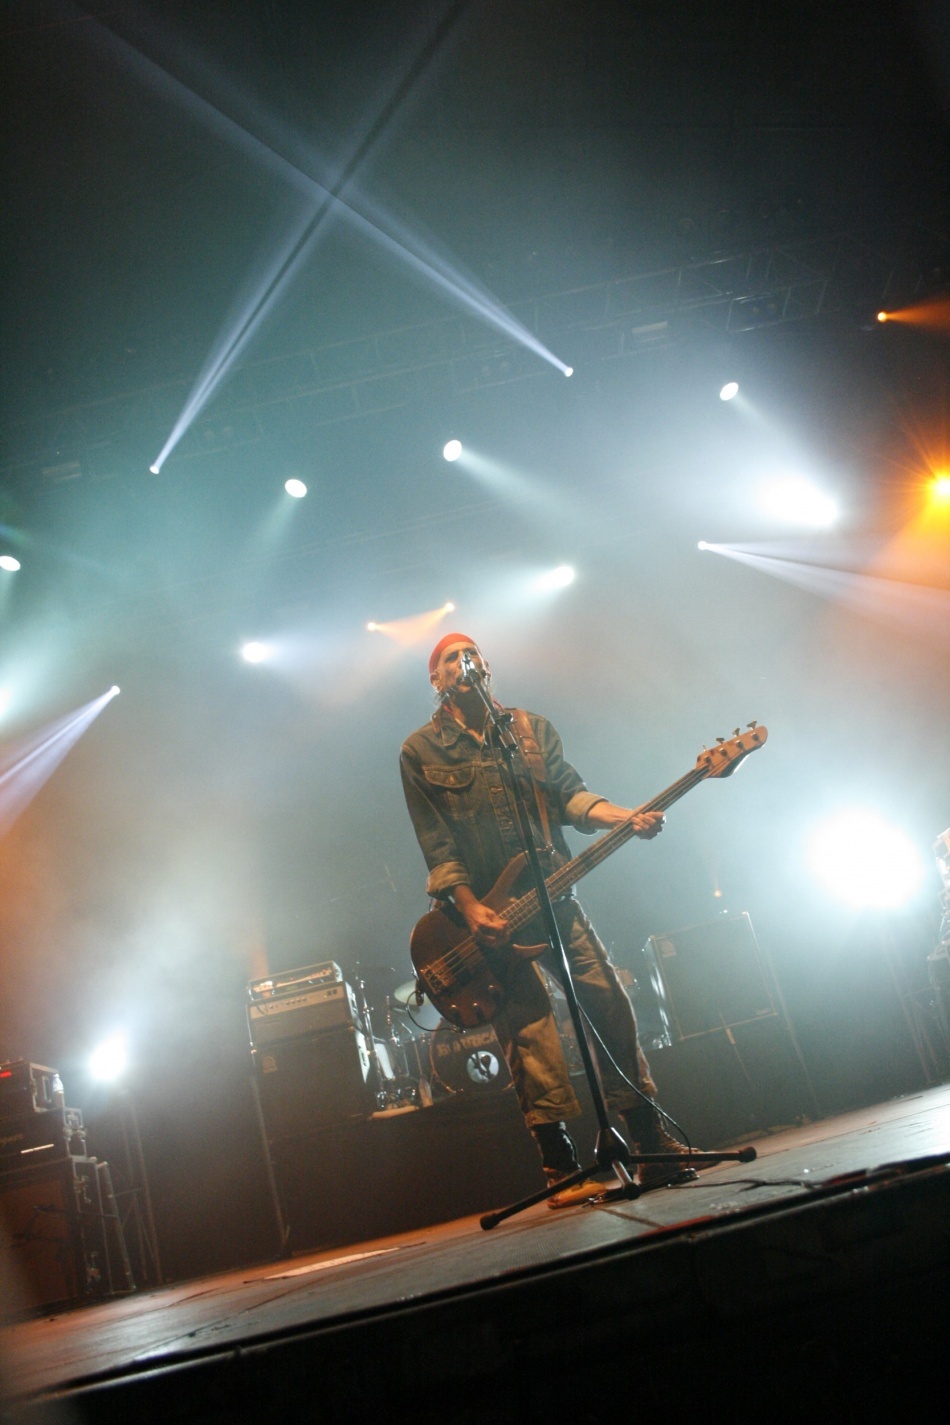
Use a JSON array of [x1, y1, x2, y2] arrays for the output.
[[696, 723, 768, 779]]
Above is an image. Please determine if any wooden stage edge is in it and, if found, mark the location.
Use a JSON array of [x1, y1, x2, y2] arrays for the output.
[[3, 1084, 950, 1423]]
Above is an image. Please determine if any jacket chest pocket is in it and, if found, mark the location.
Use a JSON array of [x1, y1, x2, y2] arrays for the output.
[[422, 763, 480, 816]]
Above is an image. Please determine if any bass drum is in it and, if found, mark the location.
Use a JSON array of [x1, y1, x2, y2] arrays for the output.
[[429, 1021, 512, 1095]]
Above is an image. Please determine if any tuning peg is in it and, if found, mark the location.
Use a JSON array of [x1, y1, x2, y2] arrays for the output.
[[746, 720, 757, 730], [716, 736, 726, 744]]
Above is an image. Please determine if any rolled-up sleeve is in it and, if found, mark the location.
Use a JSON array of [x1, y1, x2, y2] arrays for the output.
[[399, 743, 472, 897]]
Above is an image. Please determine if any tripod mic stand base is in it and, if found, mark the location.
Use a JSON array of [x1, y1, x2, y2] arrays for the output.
[[481, 1157, 641, 1230]]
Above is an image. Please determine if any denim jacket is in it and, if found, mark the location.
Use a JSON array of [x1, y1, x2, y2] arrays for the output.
[[400, 706, 605, 900]]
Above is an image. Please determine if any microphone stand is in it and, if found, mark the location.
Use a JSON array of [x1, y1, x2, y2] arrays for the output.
[[457, 656, 642, 1226]]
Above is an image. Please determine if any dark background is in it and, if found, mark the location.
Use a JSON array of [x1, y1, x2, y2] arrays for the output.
[[1, 2, 948, 1276]]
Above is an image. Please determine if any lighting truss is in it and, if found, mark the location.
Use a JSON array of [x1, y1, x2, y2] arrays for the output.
[[3, 223, 947, 485]]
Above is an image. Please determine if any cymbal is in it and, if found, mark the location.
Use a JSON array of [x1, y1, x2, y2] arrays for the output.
[[394, 981, 442, 1032], [394, 979, 422, 1008]]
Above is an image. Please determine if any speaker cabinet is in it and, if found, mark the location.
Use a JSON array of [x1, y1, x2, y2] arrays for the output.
[[646, 912, 775, 1040], [0, 1158, 103, 1315], [254, 1026, 371, 1141], [647, 1015, 818, 1146]]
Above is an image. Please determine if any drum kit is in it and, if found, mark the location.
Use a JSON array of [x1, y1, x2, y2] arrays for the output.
[[351, 963, 581, 1113]]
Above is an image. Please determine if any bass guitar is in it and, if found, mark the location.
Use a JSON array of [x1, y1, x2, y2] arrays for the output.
[[409, 723, 767, 1029]]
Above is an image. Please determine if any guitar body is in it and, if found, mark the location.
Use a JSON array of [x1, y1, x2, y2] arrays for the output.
[[410, 854, 549, 1029], [410, 907, 506, 1029]]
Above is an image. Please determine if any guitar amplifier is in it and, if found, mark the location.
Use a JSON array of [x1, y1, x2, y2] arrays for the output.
[[247, 981, 361, 1047], [247, 961, 344, 1001], [0, 1107, 86, 1171], [0, 1062, 65, 1122]]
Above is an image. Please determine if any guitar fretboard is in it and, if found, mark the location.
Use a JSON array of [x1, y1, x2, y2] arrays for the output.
[[500, 763, 709, 935]]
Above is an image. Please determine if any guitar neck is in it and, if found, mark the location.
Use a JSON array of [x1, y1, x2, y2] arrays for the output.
[[502, 763, 710, 936]]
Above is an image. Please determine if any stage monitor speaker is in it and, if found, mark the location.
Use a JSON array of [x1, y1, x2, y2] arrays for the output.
[[647, 912, 775, 1040], [254, 1025, 371, 1142]]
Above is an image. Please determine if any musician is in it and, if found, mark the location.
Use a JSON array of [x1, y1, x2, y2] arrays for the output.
[[399, 632, 697, 1206]]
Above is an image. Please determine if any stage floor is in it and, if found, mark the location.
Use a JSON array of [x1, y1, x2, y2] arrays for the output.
[[4, 1084, 950, 1422]]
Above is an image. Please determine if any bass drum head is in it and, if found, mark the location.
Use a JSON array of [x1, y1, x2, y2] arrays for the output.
[[429, 1021, 512, 1095]]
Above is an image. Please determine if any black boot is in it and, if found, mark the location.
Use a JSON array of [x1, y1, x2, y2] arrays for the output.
[[622, 1101, 702, 1191]]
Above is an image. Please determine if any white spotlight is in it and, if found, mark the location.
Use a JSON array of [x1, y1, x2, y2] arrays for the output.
[[284, 479, 307, 498], [719, 382, 739, 401], [761, 476, 839, 528], [241, 641, 271, 664], [89, 1031, 129, 1084], [697, 541, 709, 551], [109, 686, 120, 697], [0, 556, 21, 572], [564, 367, 574, 378], [443, 439, 463, 462], [149, 462, 161, 475], [536, 564, 576, 591], [807, 811, 926, 909]]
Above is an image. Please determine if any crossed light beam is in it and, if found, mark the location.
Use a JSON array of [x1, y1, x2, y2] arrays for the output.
[[78, 2, 570, 472], [0, 688, 120, 838]]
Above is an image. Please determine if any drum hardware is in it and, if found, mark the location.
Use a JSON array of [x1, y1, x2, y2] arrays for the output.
[[354, 966, 433, 1114]]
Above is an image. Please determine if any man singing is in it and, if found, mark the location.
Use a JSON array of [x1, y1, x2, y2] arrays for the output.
[[399, 633, 697, 1207]]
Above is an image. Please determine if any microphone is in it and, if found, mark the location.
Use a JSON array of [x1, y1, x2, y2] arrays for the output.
[[459, 652, 485, 682]]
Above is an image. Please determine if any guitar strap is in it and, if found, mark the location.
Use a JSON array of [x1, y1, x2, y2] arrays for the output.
[[510, 709, 554, 851]]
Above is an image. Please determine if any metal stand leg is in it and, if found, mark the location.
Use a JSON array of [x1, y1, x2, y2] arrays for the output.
[[249, 1070, 291, 1258]]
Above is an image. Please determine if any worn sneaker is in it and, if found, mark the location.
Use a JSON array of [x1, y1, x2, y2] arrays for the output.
[[544, 1170, 609, 1210]]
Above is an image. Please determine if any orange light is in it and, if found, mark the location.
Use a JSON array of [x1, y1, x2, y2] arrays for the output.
[[932, 472, 950, 503], [877, 299, 950, 330]]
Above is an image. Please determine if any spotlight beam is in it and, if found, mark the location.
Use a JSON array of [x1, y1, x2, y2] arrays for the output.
[[700, 544, 950, 644], [0, 689, 119, 837], [101, 5, 568, 470]]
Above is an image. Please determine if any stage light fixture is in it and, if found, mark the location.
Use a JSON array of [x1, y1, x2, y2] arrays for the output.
[[807, 811, 926, 909], [443, 439, 462, 462], [149, 462, 161, 475], [564, 367, 574, 378], [367, 621, 379, 632], [535, 564, 576, 591], [877, 311, 889, 323], [444, 601, 456, 613], [719, 382, 739, 401], [88, 1032, 129, 1084], [0, 556, 21, 571], [241, 641, 271, 664], [285, 479, 307, 498], [932, 472, 950, 503]]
